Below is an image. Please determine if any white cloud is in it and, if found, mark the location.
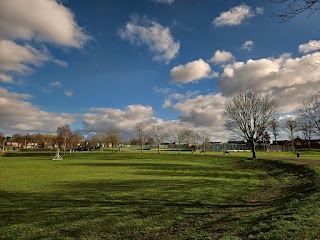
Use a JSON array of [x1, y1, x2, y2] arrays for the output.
[[213, 4, 263, 27], [218, 52, 320, 113], [170, 59, 218, 83], [118, 16, 180, 63], [0, 40, 50, 76], [152, 0, 174, 4], [241, 40, 254, 51], [81, 105, 159, 134], [171, 93, 228, 141], [298, 40, 320, 54], [209, 50, 235, 64], [0, 88, 75, 133], [0, 74, 13, 83], [0, 0, 90, 48], [64, 90, 73, 97], [50, 81, 62, 87], [255, 7, 264, 15], [0, 40, 68, 84]]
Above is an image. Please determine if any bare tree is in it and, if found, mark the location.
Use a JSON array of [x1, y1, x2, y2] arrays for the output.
[[299, 118, 314, 149], [198, 130, 210, 154], [269, 118, 280, 145], [284, 119, 299, 148], [68, 133, 83, 153], [170, 123, 191, 154], [149, 124, 168, 154], [271, 0, 320, 21], [133, 122, 149, 153], [0, 132, 5, 151], [57, 124, 72, 155], [106, 126, 121, 153], [11, 133, 24, 148], [224, 89, 279, 159], [89, 132, 107, 151], [299, 91, 320, 137]]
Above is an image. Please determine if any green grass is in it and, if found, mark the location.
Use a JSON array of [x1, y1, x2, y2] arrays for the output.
[[0, 151, 320, 239]]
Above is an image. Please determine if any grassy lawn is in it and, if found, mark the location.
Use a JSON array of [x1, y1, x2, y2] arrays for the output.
[[0, 151, 320, 239]]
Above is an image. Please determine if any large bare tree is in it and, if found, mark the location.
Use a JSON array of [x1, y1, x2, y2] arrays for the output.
[[299, 91, 320, 137], [133, 122, 149, 153], [198, 130, 210, 154], [284, 119, 299, 148], [299, 118, 314, 149], [0, 132, 5, 151], [106, 126, 121, 153], [224, 90, 279, 159], [57, 124, 72, 155], [170, 123, 191, 154], [272, 0, 320, 21], [269, 118, 280, 145], [149, 124, 168, 154]]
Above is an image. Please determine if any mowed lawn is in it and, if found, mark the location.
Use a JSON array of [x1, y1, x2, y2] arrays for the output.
[[0, 151, 320, 239]]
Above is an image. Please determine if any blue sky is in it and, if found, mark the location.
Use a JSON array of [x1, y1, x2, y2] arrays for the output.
[[1, 0, 320, 141]]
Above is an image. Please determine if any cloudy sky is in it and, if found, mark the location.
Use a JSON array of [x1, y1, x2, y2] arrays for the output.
[[1, 0, 320, 141]]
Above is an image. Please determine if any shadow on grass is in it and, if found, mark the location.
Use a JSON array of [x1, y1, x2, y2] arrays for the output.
[[3, 151, 55, 158], [0, 159, 319, 239]]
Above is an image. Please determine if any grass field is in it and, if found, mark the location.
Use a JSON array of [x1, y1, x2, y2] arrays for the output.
[[1, 151, 320, 239]]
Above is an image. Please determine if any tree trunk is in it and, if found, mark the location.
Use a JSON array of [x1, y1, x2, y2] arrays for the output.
[[157, 144, 160, 154], [249, 140, 256, 159], [140, 144, 143, 153], [308, 140, 311, 149]]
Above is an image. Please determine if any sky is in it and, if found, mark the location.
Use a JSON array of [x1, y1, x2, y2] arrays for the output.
[[0, 0, 320, 141]]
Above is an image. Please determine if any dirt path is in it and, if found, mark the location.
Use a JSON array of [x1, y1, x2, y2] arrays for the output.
[[274, 157, 320, 166]]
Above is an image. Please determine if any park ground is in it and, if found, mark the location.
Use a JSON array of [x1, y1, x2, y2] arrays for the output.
[[0, 150, 320, 239]]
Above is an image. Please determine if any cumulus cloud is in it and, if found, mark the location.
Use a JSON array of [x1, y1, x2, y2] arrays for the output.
[[50, 81, 62, 87], [64, 90, 73, 97], [171, 93, 228, 141], [213, 5, 263, 27], [170, 59, 218, 83], [298, 40, 320, 54], [0, 74, 13, 83], [0, 0, 90, 48], [218, 52, 320, 112], [161, 90, 200, 108], [209, 50, 235, 64], [241, 40, 254, 51], [0, 40, 69, 84], [81, 105, 161, 136], [118, 16, 180, 63], [0, 40, 50, 78], [0, 88, 75, 133]]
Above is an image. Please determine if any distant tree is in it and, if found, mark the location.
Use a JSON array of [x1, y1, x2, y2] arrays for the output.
[[149, 124, 168, 154], [271, 0, 320, 21], [43, 134, 57, 149], [11, 133, 24, 148], [170, 123, 191, 154], [0, 132, 5, 150], [284, 119, 299, 148], [106, 126, 121, 153], [299, 118, 313, 149], [133, 122, 149, 153], [57, 124, 72, 155], [90, 132, 107, 150], [198, 130, 210, 154], [128, 138, 140, 146], [32, 133, 45, 147], [299, 91, 320, 137], [224, 89, 279, 159], [269, 118, 280, 145], [68, 133, 83, 153]]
